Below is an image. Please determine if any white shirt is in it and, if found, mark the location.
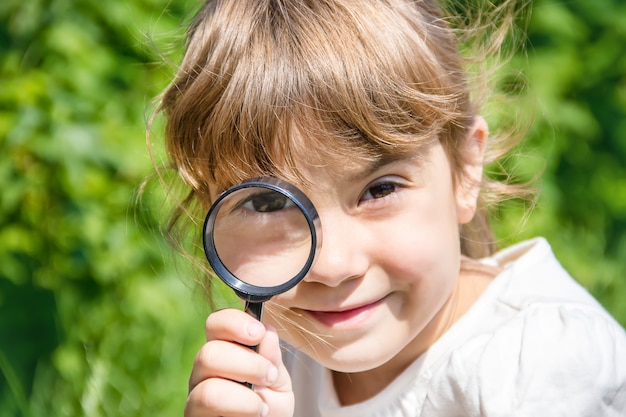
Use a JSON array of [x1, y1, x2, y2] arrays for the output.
[[283, 238, 626, 416]]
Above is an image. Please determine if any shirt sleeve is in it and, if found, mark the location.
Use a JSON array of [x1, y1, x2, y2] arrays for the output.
[[425, 303, 626, 417]]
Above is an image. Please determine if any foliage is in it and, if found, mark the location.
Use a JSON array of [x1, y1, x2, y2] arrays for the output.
[[0, 0, 215, 415], [0, 0, 624, 415], [493, 0, 626, 323]]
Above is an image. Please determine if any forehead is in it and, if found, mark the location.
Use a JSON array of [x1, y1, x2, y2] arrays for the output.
[[216, 145, 377, 195], [263, 122, 433, 190], [290, 139, 407, 185], [210, 116, 422, 190]]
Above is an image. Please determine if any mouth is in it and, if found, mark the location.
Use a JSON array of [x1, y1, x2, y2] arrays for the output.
[[301, 298, 386, 328]]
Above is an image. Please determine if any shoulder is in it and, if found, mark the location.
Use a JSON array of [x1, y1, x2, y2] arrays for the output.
[[425, 238, 626, 416], [435, 304, 626, 416]]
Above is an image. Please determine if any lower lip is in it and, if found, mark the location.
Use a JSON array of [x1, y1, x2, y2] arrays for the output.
[[305, 299, 385, 328]]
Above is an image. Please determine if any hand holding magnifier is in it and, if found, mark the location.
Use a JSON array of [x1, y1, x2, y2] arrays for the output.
[[202, 177, 321, 385]]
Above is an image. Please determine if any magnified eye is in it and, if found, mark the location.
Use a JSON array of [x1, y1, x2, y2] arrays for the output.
[[242, 191, 295, 212]]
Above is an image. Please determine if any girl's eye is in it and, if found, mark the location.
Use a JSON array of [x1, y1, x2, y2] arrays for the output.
[[361, 182, 398, 201], [242, 191, 294, 212]]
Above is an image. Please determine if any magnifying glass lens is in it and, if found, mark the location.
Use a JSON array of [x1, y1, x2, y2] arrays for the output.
[[212, 187, 313, 288]]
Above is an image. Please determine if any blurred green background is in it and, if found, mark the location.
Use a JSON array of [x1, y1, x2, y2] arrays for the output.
[[1, 0, 625, 415]]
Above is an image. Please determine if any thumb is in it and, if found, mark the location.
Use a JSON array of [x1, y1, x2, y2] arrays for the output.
[[257, 325, 291, 392], [255, 325, 295, 417]]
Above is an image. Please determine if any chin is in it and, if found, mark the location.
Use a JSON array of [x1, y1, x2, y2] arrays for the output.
[[315, 343, 399, 374]]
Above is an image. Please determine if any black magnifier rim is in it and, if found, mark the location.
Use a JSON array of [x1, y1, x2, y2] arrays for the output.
[[203, 177, 320, 303]]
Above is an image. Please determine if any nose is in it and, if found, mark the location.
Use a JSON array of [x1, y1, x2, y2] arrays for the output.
[[304, 210, 369, 287]]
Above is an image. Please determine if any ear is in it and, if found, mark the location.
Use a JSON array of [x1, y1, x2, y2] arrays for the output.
[[456, 116, 488, 225]]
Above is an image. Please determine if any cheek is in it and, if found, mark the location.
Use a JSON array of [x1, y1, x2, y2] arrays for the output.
[[371, 203, 462, 295], [377, 204, 460, 262], [382, 221, 461, 322]]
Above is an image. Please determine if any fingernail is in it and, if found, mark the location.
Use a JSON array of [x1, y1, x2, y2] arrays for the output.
[[266, 364, 278, 384], [261, 402, 269, 417]]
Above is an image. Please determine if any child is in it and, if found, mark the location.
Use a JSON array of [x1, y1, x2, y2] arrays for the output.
[[155, 0, 626, 415]]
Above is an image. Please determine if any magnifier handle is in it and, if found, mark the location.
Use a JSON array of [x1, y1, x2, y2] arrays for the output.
[[244, 301, 264, 323], [242, 301, 264, 389]]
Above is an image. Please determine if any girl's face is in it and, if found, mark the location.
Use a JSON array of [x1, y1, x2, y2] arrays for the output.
[[260, 123, 486, 380]]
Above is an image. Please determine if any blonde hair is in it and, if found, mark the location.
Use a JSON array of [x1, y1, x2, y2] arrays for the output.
[[153, 0, 532, 274]]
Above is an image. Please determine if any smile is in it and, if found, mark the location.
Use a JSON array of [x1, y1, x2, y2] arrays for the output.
[[302, 298, 386, 328]]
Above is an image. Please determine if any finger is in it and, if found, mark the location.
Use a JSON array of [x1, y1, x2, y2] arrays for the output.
[[254, 325, 295, 417], [256, 325, 291, 392], [206, 308, 266, 346], [185, 378, 268, 417], [189, 340, 279, 391]]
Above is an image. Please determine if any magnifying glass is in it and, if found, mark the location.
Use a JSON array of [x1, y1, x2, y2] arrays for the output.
[[202, 176, 321, 334]]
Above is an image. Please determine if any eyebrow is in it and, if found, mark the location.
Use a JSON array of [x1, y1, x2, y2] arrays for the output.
[[344, 154, 414, 184]]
